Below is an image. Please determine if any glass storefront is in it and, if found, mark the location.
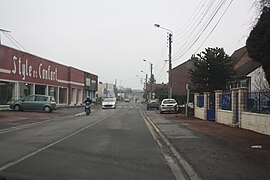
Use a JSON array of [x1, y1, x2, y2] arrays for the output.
[[0, 81, 14, 105], [48, 86, 58, 103], [19, 83, 34, 99], [0, 81, 71, 105], [35, 85, 46, 95], [59, 87, 68, 104]]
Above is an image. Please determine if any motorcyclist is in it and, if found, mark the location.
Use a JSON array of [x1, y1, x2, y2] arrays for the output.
[[84, 96, 92, 115], [84, 96, 92, 104]]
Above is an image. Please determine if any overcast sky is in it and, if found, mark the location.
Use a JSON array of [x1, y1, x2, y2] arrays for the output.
[[0, 0, 258, 89]]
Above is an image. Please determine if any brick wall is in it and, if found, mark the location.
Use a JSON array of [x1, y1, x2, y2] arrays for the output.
[[171, 58, 195, 96]]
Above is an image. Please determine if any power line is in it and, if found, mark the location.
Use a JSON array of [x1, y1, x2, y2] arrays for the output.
[[174, 0, 206, 38], [174, 0, 225, 58], [5, 32, 27, 51], [174, 0, 214, 43], [173, 0, 227, 61], [193, 0, 234, 54], [155, 61, 167, 82], [2, 31, 22, 50], [174, 0, 216, 46], [0, 28, 11, 45]]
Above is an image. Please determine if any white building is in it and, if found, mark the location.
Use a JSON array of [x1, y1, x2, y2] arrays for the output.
[[97, 83, 116, 98]]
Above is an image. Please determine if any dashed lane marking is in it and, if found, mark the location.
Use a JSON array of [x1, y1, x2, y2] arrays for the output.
[[0, 110, 119, 171]]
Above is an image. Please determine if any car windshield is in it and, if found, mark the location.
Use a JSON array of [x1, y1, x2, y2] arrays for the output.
[[163, 99, 176, 104], [103, 98, 115, 102], [149, 100, 158, 103]]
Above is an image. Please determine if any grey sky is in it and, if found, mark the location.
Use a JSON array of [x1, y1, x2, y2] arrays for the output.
[[0, 0, 257, 89]]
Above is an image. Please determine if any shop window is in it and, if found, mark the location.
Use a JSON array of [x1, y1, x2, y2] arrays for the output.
[[49, 86, 58, 102], [19, 83, 34, 98], [72, 88, 77, 104], [0, 81, 13, 105], [35, 85, 46, 95], [59, 87, 67, 104], [78, 89, 82, 103]]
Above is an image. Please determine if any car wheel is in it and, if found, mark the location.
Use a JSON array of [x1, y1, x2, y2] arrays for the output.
[[44, 106, 52, 113], [14, 105, 22, 111]]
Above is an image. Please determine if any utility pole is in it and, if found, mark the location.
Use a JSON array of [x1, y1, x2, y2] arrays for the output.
[[168, 33, 172, 99], [150, 63, 153, 99], [154, 24, 173, 99], [143, 59, 153, 99], [145, 74, 148, 100], [185, 84, 190, 117]]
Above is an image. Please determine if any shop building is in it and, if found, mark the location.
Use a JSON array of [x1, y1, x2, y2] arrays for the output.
[[84, 72, 98, 102], [0, 45, 98, 107]]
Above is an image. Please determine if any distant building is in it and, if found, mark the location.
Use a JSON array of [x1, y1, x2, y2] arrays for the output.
[[171, 57, 196, 96], [97, 82, 116, 98], [146, 83, 167, 98]]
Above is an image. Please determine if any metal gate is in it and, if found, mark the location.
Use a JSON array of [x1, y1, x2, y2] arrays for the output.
[[207, 93, 215, 121]]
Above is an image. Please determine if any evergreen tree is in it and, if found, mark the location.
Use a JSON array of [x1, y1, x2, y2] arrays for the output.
[[148, 74, 156, 84], [246, 4, 270, 85], [189, 47, 234, 93]]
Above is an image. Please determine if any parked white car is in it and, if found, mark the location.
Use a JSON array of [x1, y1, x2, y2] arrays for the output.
[[102, 98, 117, 109], [159, 98, 178, 114]]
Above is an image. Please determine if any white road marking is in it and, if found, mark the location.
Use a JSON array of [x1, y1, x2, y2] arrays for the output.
[[0, 110, 119, 171]]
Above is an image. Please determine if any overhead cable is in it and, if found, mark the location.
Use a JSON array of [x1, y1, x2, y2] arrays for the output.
[[173, 0, 227, 61], [193, 0, 234, 54]]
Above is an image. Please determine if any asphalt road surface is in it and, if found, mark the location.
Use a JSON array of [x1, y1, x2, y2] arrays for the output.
[[0, 102, 177, 180]]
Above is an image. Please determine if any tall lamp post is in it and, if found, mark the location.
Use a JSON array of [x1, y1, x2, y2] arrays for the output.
[[141, 70, 148, 100], [154, 24, 173, 99], [143, 59, 153, 99]]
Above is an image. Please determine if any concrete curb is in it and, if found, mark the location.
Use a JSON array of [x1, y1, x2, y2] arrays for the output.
[[75, 112, 86, 117], [140, 108, 202, 180]]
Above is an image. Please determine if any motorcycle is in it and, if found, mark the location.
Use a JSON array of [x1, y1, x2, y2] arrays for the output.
[[85, 102, 91, 115]]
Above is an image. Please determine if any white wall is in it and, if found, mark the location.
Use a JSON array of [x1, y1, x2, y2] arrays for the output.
[[194, 107, 205, 120], [247, 66, 269, 92], [241, 112, 270, 135], [216, 110, 233, 125]]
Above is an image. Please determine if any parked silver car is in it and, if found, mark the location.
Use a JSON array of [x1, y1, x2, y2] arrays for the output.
[[9, 94, 57, 113], [159, 98, 178, 114]]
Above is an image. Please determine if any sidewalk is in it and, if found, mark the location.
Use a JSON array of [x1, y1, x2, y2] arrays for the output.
[[144, 110, 270, 180], [0, 106, 87, 130]]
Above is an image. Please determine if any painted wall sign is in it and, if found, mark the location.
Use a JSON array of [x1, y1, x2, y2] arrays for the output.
[[11, 56, 58, 81]]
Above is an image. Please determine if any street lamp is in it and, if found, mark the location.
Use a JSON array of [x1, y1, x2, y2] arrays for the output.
[[141, 70, 148, 100], [143, 59, 153, 99], [154, 23, 173, 99]]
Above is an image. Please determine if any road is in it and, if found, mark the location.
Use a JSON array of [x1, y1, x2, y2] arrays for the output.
[[0, 102, 179, 180], [1, 102, 269, 180]]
